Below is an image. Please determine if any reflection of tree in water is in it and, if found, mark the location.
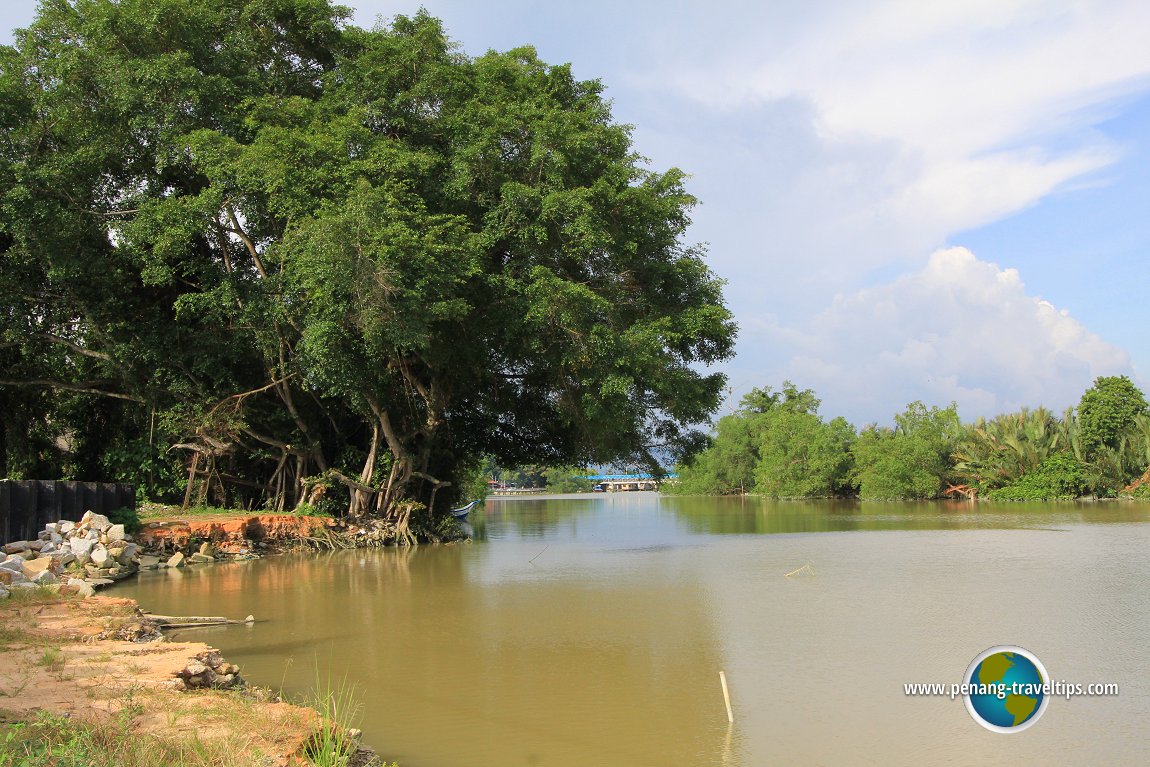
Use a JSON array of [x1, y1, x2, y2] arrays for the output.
[[661, 496, 1139, 535], [483, 499, 600, 538]]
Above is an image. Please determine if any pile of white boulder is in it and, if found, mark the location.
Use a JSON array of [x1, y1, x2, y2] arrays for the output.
[[0, 510, 143, 599]]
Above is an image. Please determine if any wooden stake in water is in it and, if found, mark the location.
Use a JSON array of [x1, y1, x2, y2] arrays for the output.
[[719, 670, 734, 723]]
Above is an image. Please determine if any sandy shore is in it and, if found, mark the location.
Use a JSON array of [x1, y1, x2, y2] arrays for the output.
[[0, 591, 366, 766]]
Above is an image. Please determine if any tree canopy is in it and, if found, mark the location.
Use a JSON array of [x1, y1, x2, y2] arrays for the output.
[[669, 379, 1150, 501], [0, 0, 736, 522]]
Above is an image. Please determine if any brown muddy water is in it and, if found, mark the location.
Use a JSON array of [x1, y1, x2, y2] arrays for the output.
[[116, 494, 1150, 766]]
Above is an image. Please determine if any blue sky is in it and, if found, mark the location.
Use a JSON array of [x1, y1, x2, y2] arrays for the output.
[[4, 1, 1149, 426]]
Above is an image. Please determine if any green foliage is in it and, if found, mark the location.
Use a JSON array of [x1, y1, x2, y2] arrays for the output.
[[666, 378, 1150, 501], [301, 674, 362, 767], [455, 457, 492, 502], [541, 467, 595, 493], [852, 402, 961, 500], [753, 412, 855, 498], [952, 407, 1064, 494], [1077, 376, 1149, 459], [291, 503, 332, 518], [988, 453, 1090, 501], [106, 506, 143, 536], [671, 382, 855, 497], [0, 2, 735, 521], [100, 435, 185, 504]]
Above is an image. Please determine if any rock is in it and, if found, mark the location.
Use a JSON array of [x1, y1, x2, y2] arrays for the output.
[[112, 543, 137, 566], [58, 552, 76, 566], [49, 532, 63, 545], [39, 542, 57, 555], [59, 520, 75, 534], [184, 661, 210, 677], [90, 545, 110, 567], [21, 557, 55, 578], [198, 542, 214, 557], [107, 524, 127, 541], [188, 553, 215, 565], [31, 570, 57, 585], [0, 586, 8, 600], [44, 522, 59, 534], [167, 552, 186, 568], [9, 582, 39, 592], [81, 511, 112, 532], [75, 581, 95, 597], [85, 578, 114, 586], [69, 537, 96, 557], [0, 556, 26, 571], [0, 568, 28, 586], [0, 552, 6, 563], [139, 556, 160, 570], [27, 540, 45, 551], [3, 541, 31, 555], [244, 615, 255, 624]]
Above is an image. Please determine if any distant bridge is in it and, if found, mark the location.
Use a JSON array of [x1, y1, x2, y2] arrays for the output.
[[582, 473, 677, 492]]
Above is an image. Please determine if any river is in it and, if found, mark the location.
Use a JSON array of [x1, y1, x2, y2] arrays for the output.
[[116, 494, 1150, 766]]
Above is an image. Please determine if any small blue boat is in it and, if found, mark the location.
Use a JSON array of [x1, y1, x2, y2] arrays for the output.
[[450, 499, 481, 518]]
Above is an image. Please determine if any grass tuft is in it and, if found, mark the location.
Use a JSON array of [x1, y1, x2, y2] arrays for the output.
[[301, 673, 363, 767], [34, 648, 65, 672]]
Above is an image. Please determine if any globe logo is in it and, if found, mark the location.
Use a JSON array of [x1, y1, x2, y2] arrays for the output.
[[963, 645, 1050, 732]]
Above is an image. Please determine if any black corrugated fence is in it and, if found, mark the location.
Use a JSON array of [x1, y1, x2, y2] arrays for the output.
[[0, 480, 135, 544]]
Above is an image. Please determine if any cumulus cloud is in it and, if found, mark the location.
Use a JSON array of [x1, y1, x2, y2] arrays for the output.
[[766, 247, 1132, 423], [638, 0, 1150, 290]]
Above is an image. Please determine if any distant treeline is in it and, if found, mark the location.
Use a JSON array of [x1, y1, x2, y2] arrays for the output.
[[666, 376, 1150, 501]]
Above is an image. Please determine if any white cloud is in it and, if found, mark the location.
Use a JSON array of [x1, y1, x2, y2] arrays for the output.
[[766, 247, 1131, 423], [639, 0, 1150, 291]]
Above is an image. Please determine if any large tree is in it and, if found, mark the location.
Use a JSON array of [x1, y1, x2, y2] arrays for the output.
[[851, 401, 961, 500], [0, 1, 735, 521]]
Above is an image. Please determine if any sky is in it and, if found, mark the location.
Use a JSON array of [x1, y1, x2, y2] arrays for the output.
[[3, 1, 1149, 426]]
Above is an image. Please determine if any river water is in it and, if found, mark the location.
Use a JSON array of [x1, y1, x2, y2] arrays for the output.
[[116, 494, 1150, 766]]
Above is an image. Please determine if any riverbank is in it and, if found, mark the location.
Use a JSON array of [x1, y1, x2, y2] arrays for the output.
[[0, 505, 463, 766], [0, 588, 386, 766]]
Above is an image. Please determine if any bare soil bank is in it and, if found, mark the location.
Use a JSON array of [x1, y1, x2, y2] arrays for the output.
[[0, 592, 379, 766]]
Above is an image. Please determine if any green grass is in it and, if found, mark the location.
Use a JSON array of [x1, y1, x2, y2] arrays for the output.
[[137, 503, 241, 520], [0, 586, 68, 608], [34, 648, 64, 672], [300, 673, 363, 767], [0, 709, 259, 767], [0, 681, 394, 767], [137, 502, 336, 520]]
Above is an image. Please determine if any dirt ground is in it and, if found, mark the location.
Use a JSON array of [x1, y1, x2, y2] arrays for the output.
[[0, 594, 323, 765]]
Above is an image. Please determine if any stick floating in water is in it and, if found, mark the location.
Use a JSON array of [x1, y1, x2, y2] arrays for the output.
[[784, 562, 814, 578], [719, 670, 734, 723]]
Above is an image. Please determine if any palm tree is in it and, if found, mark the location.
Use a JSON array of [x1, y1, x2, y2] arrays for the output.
[[953, 407, 1064, 493]]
